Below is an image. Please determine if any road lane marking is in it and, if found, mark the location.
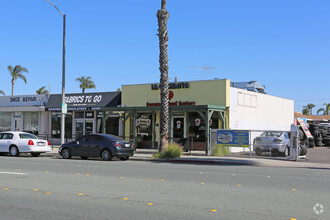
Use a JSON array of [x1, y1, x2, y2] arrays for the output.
[[0, 172, 28, 175]]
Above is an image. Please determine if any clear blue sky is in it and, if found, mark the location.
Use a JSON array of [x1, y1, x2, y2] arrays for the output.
[[1, 0, 329, 114]]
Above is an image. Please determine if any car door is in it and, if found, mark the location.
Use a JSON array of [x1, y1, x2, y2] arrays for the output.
[[1, 133, 14, 152], [71, 136, 90, 156], [88, 135, 103, 156], [0, 133, 4, 152]]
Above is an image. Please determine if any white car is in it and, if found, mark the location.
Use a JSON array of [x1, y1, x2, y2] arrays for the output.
[[0, 131, 51, 157]]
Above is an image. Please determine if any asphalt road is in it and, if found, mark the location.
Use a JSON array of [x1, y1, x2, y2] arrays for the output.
[[0, 155, 329, 220]]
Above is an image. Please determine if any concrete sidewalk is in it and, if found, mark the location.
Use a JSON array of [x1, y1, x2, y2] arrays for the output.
[[47, 146, 330, 169]]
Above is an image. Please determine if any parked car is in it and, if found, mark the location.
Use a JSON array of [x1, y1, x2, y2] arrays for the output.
[[253, 131, 290, 156], [0, 131, 51, 157], [58, 134, 134, 161]]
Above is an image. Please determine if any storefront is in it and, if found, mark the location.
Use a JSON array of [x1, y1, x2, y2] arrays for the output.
[[103, 79, 230, 154], [0, 95, 49, 135], [45, 91, 121, 144]]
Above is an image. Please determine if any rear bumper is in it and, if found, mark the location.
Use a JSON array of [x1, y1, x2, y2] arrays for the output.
[[23, 146, 51, 153], [113, 148, 134, 157]]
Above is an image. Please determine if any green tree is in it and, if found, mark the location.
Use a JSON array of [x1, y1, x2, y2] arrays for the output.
[[75, 76, 96, 93], [157, 0, 170, 152], [317, 103, 330, 115], [8, 65, 28, 96], [302, 107, 310, 115], [0, 90, 5, 95], [36, 86, 49, 95]]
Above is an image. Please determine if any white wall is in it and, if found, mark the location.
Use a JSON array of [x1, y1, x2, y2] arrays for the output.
[[230, 88, 294, 131], [229, 88, 294, 153]]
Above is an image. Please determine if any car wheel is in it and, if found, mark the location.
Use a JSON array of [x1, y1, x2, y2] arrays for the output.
[[31, 152, 40, 157], [120, 156, 129, 161], [61, 148, 72, 159], [80, 156, 89, 160], [101, 149, 112, 161], [9, 146, 19, 157]]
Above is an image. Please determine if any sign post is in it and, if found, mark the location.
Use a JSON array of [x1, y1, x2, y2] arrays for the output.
[[62, 103, 67, 114]]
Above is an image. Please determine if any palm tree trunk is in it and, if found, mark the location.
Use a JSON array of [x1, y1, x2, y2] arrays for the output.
[[11, 79, 14, 96], [157, 0, 170, 152]]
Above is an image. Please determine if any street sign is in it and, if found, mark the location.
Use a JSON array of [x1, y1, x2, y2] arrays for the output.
[[62, 103, 67, 114]]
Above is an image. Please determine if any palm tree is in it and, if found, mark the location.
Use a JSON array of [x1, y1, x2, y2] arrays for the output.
[[8, 65, 28, 96], [36, 86, 49, 95], [302, 103, 315, 115], [157, 0, 170, 152], [75, 76, 96, 93], [302, 107, 310, 115], [317, 103, 330, 115], [0, 90, 5, 95]]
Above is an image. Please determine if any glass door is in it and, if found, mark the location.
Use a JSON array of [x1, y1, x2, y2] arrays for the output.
[[75, 121, 84, 138], [172, 117, 185, 138], [85, 120, 94, 135], [14, 119, 22, 131], [75, 120, 94, 138]]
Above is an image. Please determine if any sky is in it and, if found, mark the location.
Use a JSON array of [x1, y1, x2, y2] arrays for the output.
[[0, 0, 329, 114]]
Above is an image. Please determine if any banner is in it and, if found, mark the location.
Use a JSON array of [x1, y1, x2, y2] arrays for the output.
[[216, 130, 249, 147], [296, 117, 313, 138]]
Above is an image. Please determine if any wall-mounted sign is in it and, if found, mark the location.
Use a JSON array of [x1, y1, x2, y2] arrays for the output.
[[151, 82, 190, 90], [0, 95, 47, 107], [146, 101, 195, 107], [85, 112, 94, 118]]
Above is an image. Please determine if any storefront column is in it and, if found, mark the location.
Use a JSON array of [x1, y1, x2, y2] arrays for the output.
[[152, 112, 156, 149], [132, 111, 137, 147], [101, 112, 105, 134], [206, 110, 213, 156], [168, 110, 172, 144]]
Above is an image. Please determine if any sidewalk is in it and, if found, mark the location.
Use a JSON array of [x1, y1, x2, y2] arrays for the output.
[[47, 146, 330, 169]]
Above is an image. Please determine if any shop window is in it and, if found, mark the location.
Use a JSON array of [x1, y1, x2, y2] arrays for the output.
[[0, 112, 11, 132], [75, 112, 84, 118], [23, 112, 39, 135], [188, 113, 206, 141], [51, 112, 72, 138]]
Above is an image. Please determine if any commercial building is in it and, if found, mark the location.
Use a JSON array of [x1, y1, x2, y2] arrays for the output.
[[0, 95, 49, 135]]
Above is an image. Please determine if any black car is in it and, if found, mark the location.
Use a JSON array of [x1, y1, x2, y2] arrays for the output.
[[58, 134, 134, 161]]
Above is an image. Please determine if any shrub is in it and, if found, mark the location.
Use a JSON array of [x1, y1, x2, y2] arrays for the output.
[[213, 145, 230, 156], [152, 143, 183, 159]]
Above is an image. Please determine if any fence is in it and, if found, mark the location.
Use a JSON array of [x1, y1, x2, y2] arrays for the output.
[[210, 129, 290, 158]]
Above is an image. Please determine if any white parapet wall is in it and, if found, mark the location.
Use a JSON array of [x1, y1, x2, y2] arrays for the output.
[[229, 87, 294, 153]]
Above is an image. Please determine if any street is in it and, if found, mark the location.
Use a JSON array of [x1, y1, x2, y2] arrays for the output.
[[0, 156, 329, 220]]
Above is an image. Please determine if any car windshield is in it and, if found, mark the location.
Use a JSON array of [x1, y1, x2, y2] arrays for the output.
[[19, 133, 38, 139], [260, 131, 282, 137]]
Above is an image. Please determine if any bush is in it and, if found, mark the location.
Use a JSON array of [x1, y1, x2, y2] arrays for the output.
[[213, 145, 230, 156], [152, 143, 183, 159]]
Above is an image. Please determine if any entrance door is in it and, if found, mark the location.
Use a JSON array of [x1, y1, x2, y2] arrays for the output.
[[85, 121, 93, 135], [173, 117, 185, 138], [76, 121, 84, 138], [14, 119, 22, 131], [75, 120, 94, 138]]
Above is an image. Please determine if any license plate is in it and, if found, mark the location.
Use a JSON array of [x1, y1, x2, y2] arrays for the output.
[[37, 142, 46, 146], [125, 143, 130, 148]]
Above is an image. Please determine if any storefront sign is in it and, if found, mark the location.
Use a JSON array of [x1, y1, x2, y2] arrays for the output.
[[151, 82, 190, 90], [216, 130, 249, 148], [146, 101, 195, 107], [0, 95, 47, 107], [45, 92, 120, 112]]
